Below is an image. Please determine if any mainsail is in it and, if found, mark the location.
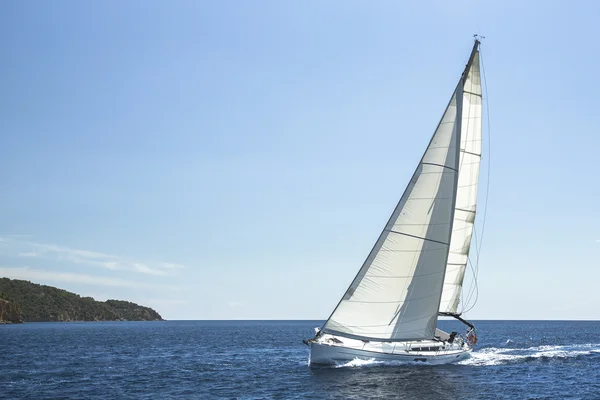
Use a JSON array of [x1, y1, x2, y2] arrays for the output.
[[321, 42, 480, 342], [439, 50, 482, 314]]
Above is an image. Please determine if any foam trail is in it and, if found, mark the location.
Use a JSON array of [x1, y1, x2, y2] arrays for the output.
[[460, 343, 600, 366], [309, 344, 600, 368], [335, 358, 382, 368], [331, 357, 437, 369]]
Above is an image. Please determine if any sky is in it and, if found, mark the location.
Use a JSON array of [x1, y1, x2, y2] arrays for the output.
[[1, 1, 599, 320]]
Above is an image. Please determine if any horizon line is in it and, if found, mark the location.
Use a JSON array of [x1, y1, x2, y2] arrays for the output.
[[156, 318, 600, 322]]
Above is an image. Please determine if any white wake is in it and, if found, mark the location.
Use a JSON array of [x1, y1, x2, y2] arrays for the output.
[[460, 343, 600, 366], [308, 343, 600, 368], [334, 358, 384, 368]]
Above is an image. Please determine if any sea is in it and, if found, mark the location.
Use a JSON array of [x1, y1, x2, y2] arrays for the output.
[[1, 320, 599, 399]]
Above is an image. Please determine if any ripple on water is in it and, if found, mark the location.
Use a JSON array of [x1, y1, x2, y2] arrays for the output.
[[1, 320, 599, 399]]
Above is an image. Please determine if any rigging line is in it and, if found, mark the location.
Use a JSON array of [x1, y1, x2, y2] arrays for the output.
[[466, 224, 481, 303], [463, 251, 477, 309], [458, 237, 480, 313], [462, 256, 479, 314], [462, 208, 481, 311], [474, 47, 492, 290], [435, 45, 479, 316], [451, 48, 475, 316], [461, 262, 475, 313], [476, 47, 492, 262], [450, 50, 475, 317], [461, 77, 486, 313], [462, 253, 477, 312], [452, 48, 475, 314], [460, 272, 465, 314], [462, 47, 492, 314]]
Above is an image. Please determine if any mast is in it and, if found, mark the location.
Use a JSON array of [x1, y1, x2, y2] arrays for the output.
[[318, 41, 479, 342], [429, 40, 479, 327], [438, 38, 483, 317]]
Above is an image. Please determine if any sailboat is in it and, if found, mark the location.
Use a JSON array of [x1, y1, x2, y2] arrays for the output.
[[306, 39, 484, 366]]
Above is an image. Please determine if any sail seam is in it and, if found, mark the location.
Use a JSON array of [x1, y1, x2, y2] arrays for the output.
[[386, 229, 450, 246], [323, 332, 424, 338], [321, 329, 433, 342], [365, 271, 443, 278], [346, 296, 437, 303], [463, 90, 482, 97], [390, 222, 454, 226], [460, 149, 481, 157], [421, 162, 458, 172], [331, 314, 432, 328]]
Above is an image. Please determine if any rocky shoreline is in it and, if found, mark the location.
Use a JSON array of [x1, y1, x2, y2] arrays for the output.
[[0, 298, 24, 324], [0, 278, 164, 323]]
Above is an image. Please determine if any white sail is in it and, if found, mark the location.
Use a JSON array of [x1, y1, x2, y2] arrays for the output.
[[322, 84, 463, 341], [439, 51, 482, 314]]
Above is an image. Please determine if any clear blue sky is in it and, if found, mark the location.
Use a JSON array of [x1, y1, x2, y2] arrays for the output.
[[1, 1, 599, 320]]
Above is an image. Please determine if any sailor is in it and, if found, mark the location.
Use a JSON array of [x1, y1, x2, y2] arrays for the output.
[[448, 331, 457, 344]]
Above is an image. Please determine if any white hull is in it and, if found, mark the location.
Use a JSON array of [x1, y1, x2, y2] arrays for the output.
[[309, 335, 471, 366]]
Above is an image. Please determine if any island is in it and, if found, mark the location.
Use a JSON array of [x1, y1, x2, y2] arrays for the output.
[[0, 278, 163, 323]]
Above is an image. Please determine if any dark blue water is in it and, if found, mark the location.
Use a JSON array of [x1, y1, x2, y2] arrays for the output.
[[1, 320, 599, 399]]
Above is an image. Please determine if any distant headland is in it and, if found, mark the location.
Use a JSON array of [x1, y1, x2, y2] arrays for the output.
[[0, 278, 164, 324]]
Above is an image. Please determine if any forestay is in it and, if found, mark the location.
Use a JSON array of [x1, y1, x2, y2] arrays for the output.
[[438, 51, 482, 314], [322, 83, 464, 341]]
